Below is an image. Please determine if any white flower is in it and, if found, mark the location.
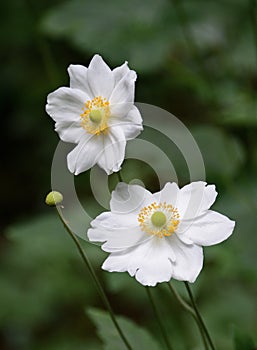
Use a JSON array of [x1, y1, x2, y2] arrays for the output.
[[88, 181, 235, 286], [46, 54, 143, 175]]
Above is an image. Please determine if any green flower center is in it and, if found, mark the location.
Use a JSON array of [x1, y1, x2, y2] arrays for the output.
[[89, 109, 102, 124], [151, 211, 167, 227]]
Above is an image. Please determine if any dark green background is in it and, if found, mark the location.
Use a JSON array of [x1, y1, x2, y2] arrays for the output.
[[0, 0, 256, 349]]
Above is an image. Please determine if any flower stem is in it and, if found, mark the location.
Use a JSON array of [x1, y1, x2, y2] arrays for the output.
[[167, 282, 209, 349], [117, 171, 123, 183], [184, 282, 216, 350], [146, 287, 173, 350], [55, 207, 132, 350]]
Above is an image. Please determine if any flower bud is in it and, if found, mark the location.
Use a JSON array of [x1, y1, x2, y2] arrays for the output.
[[45, 191, 63, 206]]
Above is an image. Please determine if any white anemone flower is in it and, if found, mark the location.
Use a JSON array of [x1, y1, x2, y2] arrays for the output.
[[46, 54, 143, 175], [88, 181, 235, 286]]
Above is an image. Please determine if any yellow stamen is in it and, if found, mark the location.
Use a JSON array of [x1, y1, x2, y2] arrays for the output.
[[138, 202, 180, 238], [80, 96, 110, 135]]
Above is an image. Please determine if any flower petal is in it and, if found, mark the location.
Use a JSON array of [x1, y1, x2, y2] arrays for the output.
[[110, 69, 136, 105], [110, 183, 153, 214], [68, 64, 94, 97], [54, 121, 85, 143], [112, 61, 130, 84], [96, 126, 126, 175], [176, 182, 217, 220], [153, 182, 180, 204], [90, 211, 138, 230], [46, 87, 88, 123], [67, 134, 101, 175], [102, 237, 175, 286], [178, 210, 235, 246], [88, 211, 150, 252], [169, 236, 203, 282], [87, 54, 115, 99], [88, 226, 146, 253], [109, 106, 143, 140]]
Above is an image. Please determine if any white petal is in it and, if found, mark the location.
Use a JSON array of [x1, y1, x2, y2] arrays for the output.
[[90, 211, 138, 230], [153, 182, 180, 204], [96, 126, 126, 175], [102, 237, 175, 286], [67, 134, 101, 175], [110, 183, 153, 214], [178, 210, 235, 246], [88, 226, 146, 253], [168, 235, 203, 282], [176, 181, 217, 220], [110, 69, 136, 105], [55, 120, 85, 143], [87, 54, 115, 99], [68, 64, 93, 97], [112, 61, 130, 84], [46, 87, 88, 123], [109, 70, 137, 118], [109, 106, 143, 140], [88, 211, 148, 252]]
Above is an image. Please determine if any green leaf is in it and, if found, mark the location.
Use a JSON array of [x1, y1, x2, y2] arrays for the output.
[[87, 307, 161, 350], [0, 212, 105, 328], [234, 329, 256, 350]]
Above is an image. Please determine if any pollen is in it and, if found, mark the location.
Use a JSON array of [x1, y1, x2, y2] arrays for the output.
[[80, 96, 110, 135], [138, 202, 180, 238]]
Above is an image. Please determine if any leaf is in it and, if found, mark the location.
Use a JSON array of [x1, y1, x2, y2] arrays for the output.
[[0, 212, 105, 328], [87, 307, 161, 350], [234, 329, 256, 350]]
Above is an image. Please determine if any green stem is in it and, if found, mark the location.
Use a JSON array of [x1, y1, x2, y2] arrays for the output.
[[168, 283, 209, 350], [55, 207, 132, 350], [184, 282, 216, 350], [117, 171, 123, 183], [146, 287, 173, 350]]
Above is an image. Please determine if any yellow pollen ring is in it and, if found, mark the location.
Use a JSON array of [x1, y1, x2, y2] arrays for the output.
[[138, 201, 180, 238], [80, 96, 110, 135]]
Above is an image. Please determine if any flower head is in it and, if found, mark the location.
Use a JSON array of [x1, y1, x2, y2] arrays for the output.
[[46, 54, 143, 175], [88, 181, 235, 286]]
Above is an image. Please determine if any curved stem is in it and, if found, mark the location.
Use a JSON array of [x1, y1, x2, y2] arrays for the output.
[[168, 283, 209, 349], [55, 207, 132, 350], [146, 287, 173, 350], [184, 282, 216, 350]]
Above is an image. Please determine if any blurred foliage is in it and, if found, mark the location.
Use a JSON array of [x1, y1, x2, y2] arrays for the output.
[[87, 308, 160, 350], [1, 0, 257, 349]]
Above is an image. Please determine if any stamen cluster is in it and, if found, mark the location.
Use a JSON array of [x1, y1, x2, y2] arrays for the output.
[[80, 96, 110, 135], [138, 201, 180, 238]]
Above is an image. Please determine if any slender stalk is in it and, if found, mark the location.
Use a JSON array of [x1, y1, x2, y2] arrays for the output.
[[184, 282, 216, 350], [55, 207, 132, 350], [168, 282, 195, 317], [146, 287, 173, 350], [167, 283, 209, 349], [117, 171, 123, 183]]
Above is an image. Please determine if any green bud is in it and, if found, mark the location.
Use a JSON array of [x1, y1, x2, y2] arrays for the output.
[[45, 191, 63, 206]]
